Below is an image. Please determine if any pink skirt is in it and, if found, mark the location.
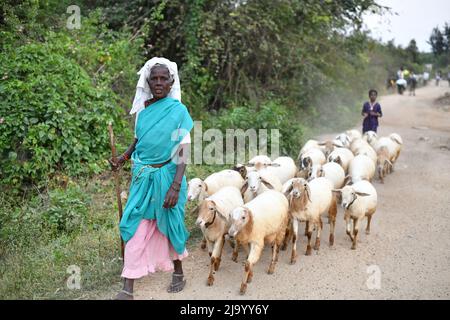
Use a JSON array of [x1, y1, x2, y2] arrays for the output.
[[121, 219, 188, 279]]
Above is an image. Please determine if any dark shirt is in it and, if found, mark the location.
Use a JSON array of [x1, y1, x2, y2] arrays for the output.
[[362, 101, 382, 133]]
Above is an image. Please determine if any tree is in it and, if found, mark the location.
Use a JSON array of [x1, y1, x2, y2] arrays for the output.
[[406, 39, 419, 63], [444, 23, 450, 53], [429, 27, 445, 56]]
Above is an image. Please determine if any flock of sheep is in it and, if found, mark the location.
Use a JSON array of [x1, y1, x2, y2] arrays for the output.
[[187, 129, 403, 295]]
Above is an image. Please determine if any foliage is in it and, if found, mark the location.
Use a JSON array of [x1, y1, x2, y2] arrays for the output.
[[0, 6, 144, 192], [428, 23, 450, 69]]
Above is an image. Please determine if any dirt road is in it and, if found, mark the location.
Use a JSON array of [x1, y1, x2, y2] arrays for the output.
[[132, 84, 450, 300]]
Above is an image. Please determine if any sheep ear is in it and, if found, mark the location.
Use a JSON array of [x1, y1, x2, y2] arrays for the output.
[[305, 184, 312, 202], [234, 165, 247, 179], [261, 179, 274, 189], [190, 204, 200, 215], [240, 181, 249, 195], [385, 159, 393, 170], [268, 163, 281, 167], [355, 192, 370, 197], [391, 136, 402, 145], [283, 183, 293, 197], [344, 175, 352, 185]]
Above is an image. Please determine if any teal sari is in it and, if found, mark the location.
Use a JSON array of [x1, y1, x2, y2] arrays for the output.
[[119, 97, 193, 254]]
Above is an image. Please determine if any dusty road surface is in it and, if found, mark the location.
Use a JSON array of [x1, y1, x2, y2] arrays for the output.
[[129, 84, 450, 300]]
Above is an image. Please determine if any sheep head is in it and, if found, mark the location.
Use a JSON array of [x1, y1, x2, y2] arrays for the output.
[[363, 131, 378, 144], [228, 207, 253, 238], [318, 140, 337, 158], [300, 156, 312, 170], [333, 187, 370, 210], [285, 178, 311, 211], [329, 155, 342, 167], [196, 199, 220, 228], [245, 171, 274, 194], [232, 164, 248, 179], [187, 178, 206, 201]]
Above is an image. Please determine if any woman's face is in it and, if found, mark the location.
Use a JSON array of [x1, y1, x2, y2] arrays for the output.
[[148, 66, 173, 100]]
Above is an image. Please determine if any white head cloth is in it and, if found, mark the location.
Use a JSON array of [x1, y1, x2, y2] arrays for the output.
[[129, 57, 181, 115]]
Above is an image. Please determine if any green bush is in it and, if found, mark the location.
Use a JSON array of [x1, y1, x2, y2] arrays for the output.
[[206, 100, 304, 158], [0, 9, 146, 193]]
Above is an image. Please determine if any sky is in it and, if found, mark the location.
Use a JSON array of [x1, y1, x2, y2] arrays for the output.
[[363, 0, 450, 52]]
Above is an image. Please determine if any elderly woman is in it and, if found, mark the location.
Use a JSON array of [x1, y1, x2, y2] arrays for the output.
[[110, 58, 193, 300]]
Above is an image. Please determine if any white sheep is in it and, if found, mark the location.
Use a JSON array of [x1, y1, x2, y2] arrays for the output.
[[228, 190, 289, 295], [298, 139, 321, 158], [363, 130, 377, 143], [232, 155, 276, 179], [366, 133, 403, 169], [309, 162, 345, 189], [376, 146, 392, 183], [299, 148, 326, 171], [350, 137, 372, 154], [188, 170, 244, 250], [241, 169, 283, 202], [346, 129, 362, 141], [195, 186, 244, 286], [299, 139, 343, 159], [283, 177, 337, 264], [353, 144, 377, 165], [248, 155, 272, 170], [389, 133, 403, 164], [327, 147, 355, 173], [335, 133, 352, 148], [187, 169, 244, 202], [332, 180, 377, 249], [260, 156, 297, 184], [347, 154, 376, 184]]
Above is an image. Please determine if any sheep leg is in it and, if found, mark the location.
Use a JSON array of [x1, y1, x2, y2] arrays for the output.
[[351, 218, 360, 250], [305, 220, 313, 256], [304, 221, 309, 236], [268, 242, 278, 274], [200, 237, 207, 250], [240, 244, 262, 295], [281, 223, 292, 251], [213, 235, 225, 271], [314, 218, 322, 251], [207, 239, 214, 257], [290, 218, 299, 264], [231, 241, 239, 262], [366, 214, 373, 235], [328, 198, 337, 246], [345, 215, 354, 242], [206, 237, 224, 286]]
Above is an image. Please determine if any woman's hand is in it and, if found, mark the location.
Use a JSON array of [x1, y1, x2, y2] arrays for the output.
[[163, 183, 180, 208], [108, 155, 126, 171]]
